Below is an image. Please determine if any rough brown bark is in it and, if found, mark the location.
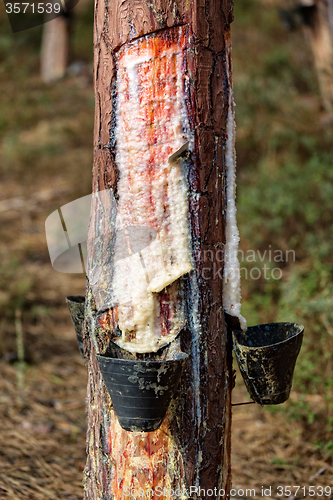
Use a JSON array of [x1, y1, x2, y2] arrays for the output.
[[84, 1, 234, 498]]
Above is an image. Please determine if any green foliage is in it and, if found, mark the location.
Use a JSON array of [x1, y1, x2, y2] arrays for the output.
[[313, 440, 333, 458], [238, 154, 333, 254], [272, 456, 290, 466]]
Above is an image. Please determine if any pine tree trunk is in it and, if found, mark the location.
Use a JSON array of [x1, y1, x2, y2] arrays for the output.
[[84, 1, 235, 498]]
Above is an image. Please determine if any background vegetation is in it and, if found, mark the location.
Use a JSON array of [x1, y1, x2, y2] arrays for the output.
[[233, 0, 333, 458]]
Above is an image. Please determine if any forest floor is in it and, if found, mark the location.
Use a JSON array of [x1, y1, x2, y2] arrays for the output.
[[0, 0, 332, 497], [0, 320, 332, 499]]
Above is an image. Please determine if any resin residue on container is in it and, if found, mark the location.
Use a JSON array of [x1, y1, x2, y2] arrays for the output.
[[112, 26, 192, 353], [222, 70, 247, 332]]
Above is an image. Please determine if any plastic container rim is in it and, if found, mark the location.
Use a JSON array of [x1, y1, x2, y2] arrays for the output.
[[233, 322, 304, 350]]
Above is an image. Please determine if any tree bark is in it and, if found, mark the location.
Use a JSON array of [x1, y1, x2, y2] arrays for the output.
[[84, 1, 234, 498]]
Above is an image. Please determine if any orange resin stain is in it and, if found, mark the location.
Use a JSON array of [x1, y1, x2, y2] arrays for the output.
[[108, 412, 181, 499], [116, 29, 187, 228]]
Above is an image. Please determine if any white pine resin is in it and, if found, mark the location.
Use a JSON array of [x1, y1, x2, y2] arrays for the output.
[[113, 30, 193, 353], [223, 90, 247, 332]]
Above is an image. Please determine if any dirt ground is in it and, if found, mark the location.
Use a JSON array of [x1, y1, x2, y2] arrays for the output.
[[232, 385, 333, 498]]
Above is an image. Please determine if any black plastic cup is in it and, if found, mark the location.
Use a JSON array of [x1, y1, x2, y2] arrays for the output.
[[96, 352, 188, 432], [233, 322, 304, 405], [66, 296, 85, 360]]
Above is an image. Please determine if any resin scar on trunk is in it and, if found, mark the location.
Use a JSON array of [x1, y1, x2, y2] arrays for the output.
[[89, 26, 193, 354], [84, 26, 192, 499]]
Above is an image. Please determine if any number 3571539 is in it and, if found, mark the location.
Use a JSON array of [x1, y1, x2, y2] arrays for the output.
[[277, 486, 332, 497], [5, 3, 61, 14]]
